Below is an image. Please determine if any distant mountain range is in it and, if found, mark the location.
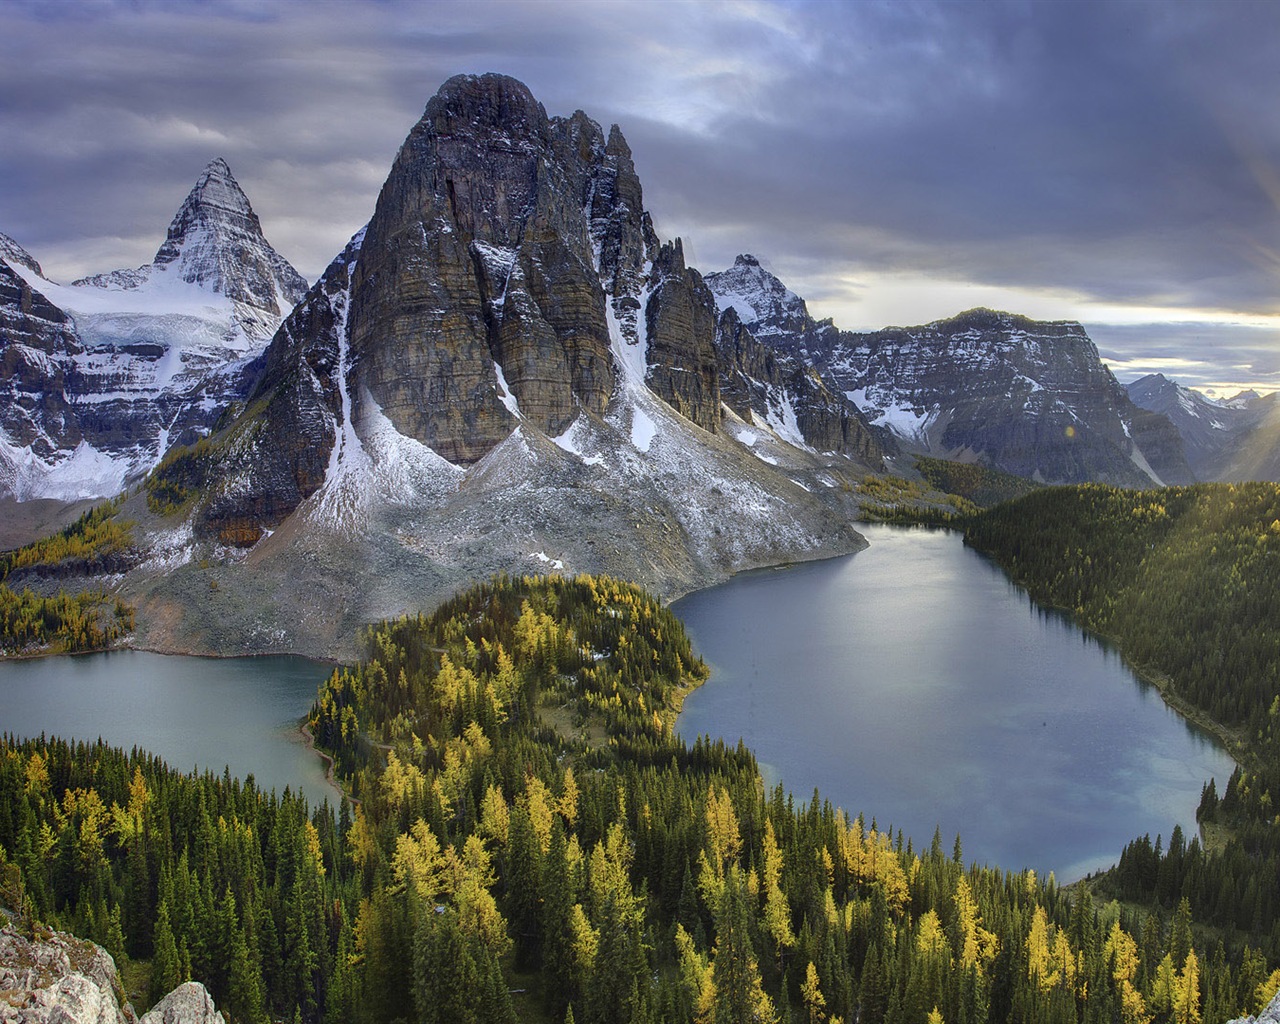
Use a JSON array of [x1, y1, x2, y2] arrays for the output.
[[3, 71, 1277, 656], [1125, 372, 1280, 482]]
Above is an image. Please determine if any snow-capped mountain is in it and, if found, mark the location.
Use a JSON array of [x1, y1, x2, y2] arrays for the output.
[[0, 161, 308, 502], [123, 74, 882, 658], [706, 256, 1191, 486], [1127, 373, 1278, 482], [705, 254, 814, 346], [75, 158, 307, 339]]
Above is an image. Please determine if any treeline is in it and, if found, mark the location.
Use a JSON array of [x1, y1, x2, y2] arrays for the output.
[[3, 571, 1277, 1023], [912, 457, 1039, 509], [0, 497, 136, 655], [964, 483, 1280, 957], [0, 585, 135, 654], [0, 498, 134, 577]]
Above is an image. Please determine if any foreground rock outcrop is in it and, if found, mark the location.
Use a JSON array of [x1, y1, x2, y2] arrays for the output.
[[0, 924, 223, 1024]]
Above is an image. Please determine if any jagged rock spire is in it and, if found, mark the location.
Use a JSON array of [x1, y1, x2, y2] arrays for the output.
[[152, 157, 308, 316]]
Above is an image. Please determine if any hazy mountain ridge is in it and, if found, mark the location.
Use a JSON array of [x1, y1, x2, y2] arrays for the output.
[[705, 257, 1193, 486], [1125, 372, 1280, 482]]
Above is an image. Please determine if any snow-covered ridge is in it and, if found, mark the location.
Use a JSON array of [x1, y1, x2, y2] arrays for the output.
[[0, 159, 310, 503], [705, 254, 810, 342]]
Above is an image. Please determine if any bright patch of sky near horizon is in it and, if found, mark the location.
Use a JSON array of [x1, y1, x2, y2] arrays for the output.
[[2, 0, 1279, 394]]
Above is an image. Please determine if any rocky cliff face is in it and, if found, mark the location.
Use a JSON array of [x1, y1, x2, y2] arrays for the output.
[[0, 164, 307, 502], [0, 924, 223, 1024], [0, 244, 84, 482], [705, 255, 1190, 486], [167, 232, 359, 546], [645, 240, 720, 430], [828, 308, 1194, 486], [349, 75, 586, 462], [178, 73, 784, 544], [716, 308, 884, 463], [345, 73, 718, 464], [118, 74, 882, 660]]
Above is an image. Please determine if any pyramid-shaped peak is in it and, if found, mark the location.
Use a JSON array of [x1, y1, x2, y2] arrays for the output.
[[155, 158, 258, 262], [54, 155, 313, 332]]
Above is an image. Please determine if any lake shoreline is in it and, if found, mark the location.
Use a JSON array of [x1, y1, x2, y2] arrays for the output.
[[673, 523, 1235, 882]]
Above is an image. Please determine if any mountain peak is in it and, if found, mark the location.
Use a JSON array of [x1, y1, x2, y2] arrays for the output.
[[704, 253, 812, 344], [153, 157, 260, 267], [72, 157, 308, 335], [424, 72, 547, 139]]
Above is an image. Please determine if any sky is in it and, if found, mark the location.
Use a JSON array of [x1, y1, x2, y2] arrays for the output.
[[3, 0, 1280, 397]]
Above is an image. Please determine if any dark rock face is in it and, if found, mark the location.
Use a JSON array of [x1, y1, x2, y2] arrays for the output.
[[1123, 406, 1196, 484], [0, 258, 82, 458], [646, 240, 720, 430], [345, 72, 726, 465], [350, 73, 617, 463], [716, 308, 883, 463], [178, 235, 358, 545]]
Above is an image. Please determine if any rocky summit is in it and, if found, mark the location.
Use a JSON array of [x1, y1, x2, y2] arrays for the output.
[[118, 73, 884, 659], [0, 923, 223, 1024], [706, 256, 1192, 486], [0, 163, 307, 504], [75, 158, 308, 340]]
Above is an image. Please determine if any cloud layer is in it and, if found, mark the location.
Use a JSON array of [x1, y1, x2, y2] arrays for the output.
[[3, 0, 1278, 390]]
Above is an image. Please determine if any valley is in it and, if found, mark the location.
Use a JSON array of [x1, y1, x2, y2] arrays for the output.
[[4, 68, 1280, 1024]]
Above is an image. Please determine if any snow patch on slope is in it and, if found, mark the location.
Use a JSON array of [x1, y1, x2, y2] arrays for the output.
[[553, 416, 606, 467], [0, 431, 132, 502], [630, 407, 657, 452]]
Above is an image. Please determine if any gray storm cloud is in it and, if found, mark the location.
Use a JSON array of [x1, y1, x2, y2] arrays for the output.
[[2, 0, 1278, 390]]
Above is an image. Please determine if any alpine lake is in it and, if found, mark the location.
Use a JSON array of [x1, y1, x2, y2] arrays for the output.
[[0, 524, 1234, 881]]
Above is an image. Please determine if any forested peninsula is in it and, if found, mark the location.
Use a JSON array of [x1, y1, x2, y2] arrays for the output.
[[4, 562, 1279, 1024]]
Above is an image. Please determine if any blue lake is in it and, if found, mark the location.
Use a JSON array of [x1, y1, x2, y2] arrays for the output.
[[675, 523, 1235, 881], [0, 651, 338, 808]]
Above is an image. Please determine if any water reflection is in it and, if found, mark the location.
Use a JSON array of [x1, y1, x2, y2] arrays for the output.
[[675, 524, 1234, 881], [0, 651, 338, 808]]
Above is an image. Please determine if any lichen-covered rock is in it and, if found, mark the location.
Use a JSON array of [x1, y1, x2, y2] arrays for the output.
[[138, 984, 223, 1024], [0, 925, 225, 1024], [0, 924, 125, 1024]]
